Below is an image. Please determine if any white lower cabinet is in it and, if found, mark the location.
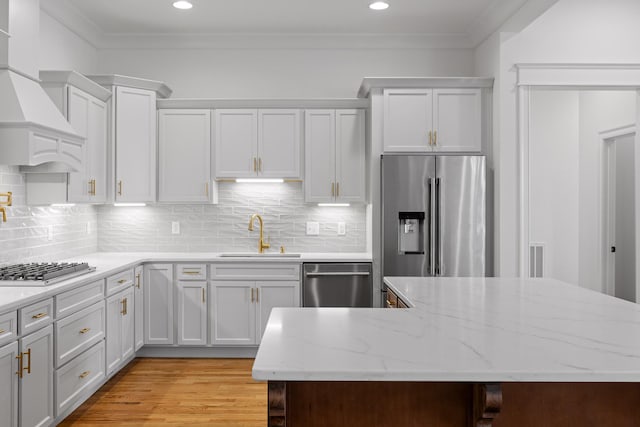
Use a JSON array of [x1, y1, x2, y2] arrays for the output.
[[106, 287, 134, 376], [144, 264, 174, 345], [0, 341, 18, 427], [210, 280, 299, 345], [134, 266, 144, 351], [210, 281, 256, 346], [177, 281, 207, 346], [55, 341, 105, 417], [19, 325, 54, 427]]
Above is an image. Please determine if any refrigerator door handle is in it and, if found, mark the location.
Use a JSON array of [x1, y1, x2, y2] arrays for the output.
[[428, 177, 434, 276], [435, 177, 442, 276]]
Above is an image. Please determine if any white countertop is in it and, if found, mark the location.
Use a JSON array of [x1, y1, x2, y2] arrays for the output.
[[0, 252, 371, 313], [252, 276, 640, 382]]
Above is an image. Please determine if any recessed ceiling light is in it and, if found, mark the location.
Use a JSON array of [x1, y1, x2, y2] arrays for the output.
[[173, 1, 193, 10], [369, 1, 389, 10]]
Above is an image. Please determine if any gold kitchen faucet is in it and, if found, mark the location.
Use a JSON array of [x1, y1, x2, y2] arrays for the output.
[[248, 213, 271, 254]]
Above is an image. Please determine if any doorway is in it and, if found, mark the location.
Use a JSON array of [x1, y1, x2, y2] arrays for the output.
[[604, 130, 637, 302]]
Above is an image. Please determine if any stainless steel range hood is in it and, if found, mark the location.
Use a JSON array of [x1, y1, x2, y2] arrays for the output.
[[0, 0, 84, 173]]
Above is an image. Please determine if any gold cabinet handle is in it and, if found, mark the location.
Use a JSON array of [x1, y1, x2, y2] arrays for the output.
[[136, 273, 141, 289], [205, 182, 209, 197], [88, 180, 93, 195], [428, 131, 433, 146], [256, 288, 259, 303], [250, 288, 254, 303], [121, 298, 127, 316], [0, 328, 6, 334], [202, 288, 205, 303], [15, 352, 23, 378], [433, 130, 437, 146], [183, 271, 200, 275], [336, 182, 340, 197], [117, 279, 127, 284], [24, 348, 31, 374], [79, 328, 91, 334], [79, 371, 91, 379], [92, 179, 97, 196], [32, 312, 46, 319], [258, 158, 262, 172], [253, 158, 257, 172], [331, 182, 335, 197], [118, 180, 123, 196]]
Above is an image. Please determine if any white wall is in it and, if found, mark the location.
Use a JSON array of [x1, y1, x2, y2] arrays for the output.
[[98, 47, 474, 98], [476, 0, 640, 277], [529, 90, 580, 284], [39, 9, 98, 73]]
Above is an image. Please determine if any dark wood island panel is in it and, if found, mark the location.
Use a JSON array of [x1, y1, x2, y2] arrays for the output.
[[268, 381, 640, 427]]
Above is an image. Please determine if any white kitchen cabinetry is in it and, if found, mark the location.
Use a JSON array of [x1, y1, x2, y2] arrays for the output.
[[134, 266, 144, 351], [158, 109, 215, 203], [113, 86, 157, 202], [215, 109, 301, 179], [106, 286, 134, 376], [66, 86, 108, 203], [144, 264, 174, 345], [210, 281, 256, 345], [210, 263, 300, 345], [19, 324, 54, 427], [0, 341, 18, 427], [305, 109, 365, 203], [177, 281, 208, 346], [383, 88, 481, 153]]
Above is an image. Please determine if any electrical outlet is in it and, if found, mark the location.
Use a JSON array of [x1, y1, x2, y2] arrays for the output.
[[338, 222, 346, 236], [171, 221, 180, 234], [47, 225, 53, 241], [306, 221, 320, 236]]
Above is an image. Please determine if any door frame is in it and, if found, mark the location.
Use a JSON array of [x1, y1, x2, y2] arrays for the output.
[[601, 125, 637, 296], [515, 64, 640, 300]]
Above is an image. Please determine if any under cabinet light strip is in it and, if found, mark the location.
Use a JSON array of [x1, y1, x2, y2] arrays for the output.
[[235, 179, 284, 183], [114, 203, 146, 207], [318, 203, 350, 207]]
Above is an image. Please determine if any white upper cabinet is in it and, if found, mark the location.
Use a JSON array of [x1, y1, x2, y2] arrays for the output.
[[432, 88, 482, 152], [258, 109, 301, 178], [305, 109, 365, 203], [158, 109, 213, 203], [335, 110, 366, 203], [67, 86, 108, 203], [383, 88, 482, 153], [215, 110, 258, 178], [215, 109, 301, 179], [114, 86, 157, 202], [383, 89, 433, 152]]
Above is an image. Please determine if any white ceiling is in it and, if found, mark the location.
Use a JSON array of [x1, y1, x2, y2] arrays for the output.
[[65, 0, 525, 37]]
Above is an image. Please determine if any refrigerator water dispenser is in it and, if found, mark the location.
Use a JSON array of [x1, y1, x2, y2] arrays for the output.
[[398, 212, 425, 254]]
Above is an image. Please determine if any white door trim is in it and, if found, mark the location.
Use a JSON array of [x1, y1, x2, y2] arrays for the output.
[[515, 63, 640, 279]]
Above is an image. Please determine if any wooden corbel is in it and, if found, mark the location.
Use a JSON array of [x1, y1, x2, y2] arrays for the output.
[[473, 383, 502, 427]]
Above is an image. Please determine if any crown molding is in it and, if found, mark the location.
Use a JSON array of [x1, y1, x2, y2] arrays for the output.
[[96, 33, 473, 50], [86, 74, 173, 98], [40, 0, 103, 48], [157, 98, 369, 109], [515, 63, 640, 88], [39, 70, 112, 102], [357, 77, 495, 98]]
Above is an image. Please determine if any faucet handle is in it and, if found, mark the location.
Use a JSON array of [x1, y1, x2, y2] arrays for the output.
[[265, 234, 271, 249]]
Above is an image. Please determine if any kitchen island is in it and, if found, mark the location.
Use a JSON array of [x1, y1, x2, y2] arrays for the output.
[[252, 277, 640, 426]]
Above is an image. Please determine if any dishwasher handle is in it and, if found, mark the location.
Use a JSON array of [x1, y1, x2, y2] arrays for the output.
[[304, 272, 371, 277]]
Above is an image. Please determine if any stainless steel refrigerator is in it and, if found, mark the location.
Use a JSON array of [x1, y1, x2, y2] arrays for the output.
[[382, 154, 488, 277]]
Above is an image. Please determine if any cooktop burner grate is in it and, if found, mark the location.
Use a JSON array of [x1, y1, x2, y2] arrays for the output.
[[0, 262, 95, 285]]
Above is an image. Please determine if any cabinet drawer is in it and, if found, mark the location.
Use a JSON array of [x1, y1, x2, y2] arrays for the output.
[[55, 340, 105, 417], [176, 264, 207, 281], [20, 298, 54, 335], [106, 269, 134, 296], [56, 280, 105, 319], [211, 263, 300, 281], [0, 311, 17, 347], [55, 301, 105, 368]]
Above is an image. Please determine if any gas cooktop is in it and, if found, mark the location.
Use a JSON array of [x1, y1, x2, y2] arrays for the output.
[[0, 262, 96, 286]]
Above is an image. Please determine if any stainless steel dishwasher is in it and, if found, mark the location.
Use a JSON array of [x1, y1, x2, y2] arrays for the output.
[[302, 263, 373, 307]]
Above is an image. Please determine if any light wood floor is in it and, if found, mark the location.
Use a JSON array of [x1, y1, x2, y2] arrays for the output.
[[59, 358, 267, 426]]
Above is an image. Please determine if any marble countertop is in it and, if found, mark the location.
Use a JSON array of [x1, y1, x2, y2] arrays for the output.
[[252, 276, 640, 382], [0, 251, 371, 313]]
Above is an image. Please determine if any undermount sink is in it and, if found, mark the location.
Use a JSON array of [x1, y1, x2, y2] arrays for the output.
[[219, 253, 302, 258]]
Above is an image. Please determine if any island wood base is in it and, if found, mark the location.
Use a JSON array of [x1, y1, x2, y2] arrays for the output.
[[267, 381, 640, 427]]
